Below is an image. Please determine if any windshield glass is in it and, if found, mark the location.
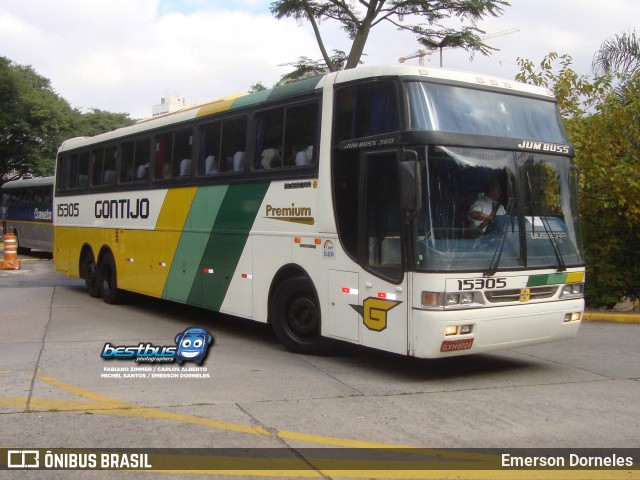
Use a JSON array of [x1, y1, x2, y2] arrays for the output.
[[406, 81, 569, 143], [414, 146, 584, 272]]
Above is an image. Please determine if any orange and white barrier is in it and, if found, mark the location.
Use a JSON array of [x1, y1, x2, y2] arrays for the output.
[[1, 233, 21, 270]]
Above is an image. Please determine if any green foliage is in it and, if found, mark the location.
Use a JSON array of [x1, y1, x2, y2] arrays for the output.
[[0, 57, 76, 182], [517, 53, 640, 307], [75, 109, 135, 138], [248, 82, 268, 93], [277, 50, 350, 84], [270, 0, 509, 71], [0, 57, 135, 185], [592, 29, 640, 77]]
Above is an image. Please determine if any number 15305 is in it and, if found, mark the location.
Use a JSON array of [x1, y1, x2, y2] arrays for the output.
[[457, 278, 507, 291]]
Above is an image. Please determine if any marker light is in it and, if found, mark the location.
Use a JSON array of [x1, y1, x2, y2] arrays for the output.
[[421, 291, 442, 307]]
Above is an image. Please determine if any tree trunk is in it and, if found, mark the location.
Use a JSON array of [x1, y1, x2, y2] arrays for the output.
[[344, 0, 379, 69]]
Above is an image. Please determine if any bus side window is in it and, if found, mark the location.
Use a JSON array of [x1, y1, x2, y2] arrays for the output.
[[154, 133, 173, 180], [134, 138, 151, 181], [120, 141, 135, 183], [222, 117, 247, 172], [92, 147, 116, 186], [334, 81, 398, 141], [254, 108, 284, 169], [103, 147, 117, 184], [283, 103, 318, 167], [78, 152, 90, 188], [199, 122, 221, 175], [92, 149, 104, 186], [174, 129, 193, 178]]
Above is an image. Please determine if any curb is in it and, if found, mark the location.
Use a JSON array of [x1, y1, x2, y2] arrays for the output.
[[583, 312, 640, 324]]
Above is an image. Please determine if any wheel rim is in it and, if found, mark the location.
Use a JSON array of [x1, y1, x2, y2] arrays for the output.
[[87, 262, 97, 289], [285, 294, 319, 340]]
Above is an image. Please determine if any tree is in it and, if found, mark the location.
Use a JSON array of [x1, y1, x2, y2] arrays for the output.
[[592, 30, 640, 77], [75, 109, 135, 138], [277, 50, 351, 84], [517, 53, 640, 307], [0, 58, 136, 186], [0, 57, 77, 184], [249, 82, 268, 93], [270, 0, 509, 71]]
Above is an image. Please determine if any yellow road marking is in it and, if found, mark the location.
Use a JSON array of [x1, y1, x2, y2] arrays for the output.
[[1, 374, 636, 479]]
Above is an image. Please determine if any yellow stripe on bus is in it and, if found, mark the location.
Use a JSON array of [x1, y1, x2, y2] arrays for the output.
[[119, 187, 197, 297], [565, 271, 585, 283]]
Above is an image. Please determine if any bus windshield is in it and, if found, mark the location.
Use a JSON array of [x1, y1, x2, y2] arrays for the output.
[[414, 146, 584, 272], [406, 81, 569, 143]]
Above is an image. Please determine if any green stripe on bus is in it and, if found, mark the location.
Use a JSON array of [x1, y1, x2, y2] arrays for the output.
[[187, 182, 270, 309], [230, 76, 321, 110], [527, 273, 568, 287], [162, 185, 229, 303]]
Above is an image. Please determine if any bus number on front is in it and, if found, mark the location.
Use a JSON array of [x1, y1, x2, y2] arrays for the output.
[[457, 278, 507, 291]]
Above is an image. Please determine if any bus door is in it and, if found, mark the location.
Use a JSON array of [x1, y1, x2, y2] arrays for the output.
[[357, 150, 409, 354]]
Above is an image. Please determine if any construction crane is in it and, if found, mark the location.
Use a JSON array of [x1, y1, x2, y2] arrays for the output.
[[398, 28, 519, 66]]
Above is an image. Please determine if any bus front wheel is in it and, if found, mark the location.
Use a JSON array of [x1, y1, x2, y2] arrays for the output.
[[99, 252, 124, 304], [270, 275, 333, 355]]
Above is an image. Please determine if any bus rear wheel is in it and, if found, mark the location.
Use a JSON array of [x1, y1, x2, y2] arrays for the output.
[[270, 275, 333, 355], [99, 252, 124, 304], [81, 252, 101, 298]]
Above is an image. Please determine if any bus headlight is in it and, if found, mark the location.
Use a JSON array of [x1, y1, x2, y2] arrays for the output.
[[564, 312, 582, 322], [422, 291, 482, 308], [445, 324, 474, 336], [561, 283, 584, 298]]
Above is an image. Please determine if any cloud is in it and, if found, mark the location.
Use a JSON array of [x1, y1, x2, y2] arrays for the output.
[[1, 0, 638, 118], [1, 0, 317, 118]]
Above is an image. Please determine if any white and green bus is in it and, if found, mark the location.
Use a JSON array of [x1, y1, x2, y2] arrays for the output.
[[54, 65, 585, 357]]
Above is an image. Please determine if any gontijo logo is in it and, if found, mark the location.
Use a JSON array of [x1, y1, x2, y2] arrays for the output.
[[100, 327, 214, 365]]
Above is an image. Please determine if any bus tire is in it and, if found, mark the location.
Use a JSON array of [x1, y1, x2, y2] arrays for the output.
[[270, 275, 333, 355], [81, 251, 101, 298], [99, 252, 124, 304], [14, 231, 31, 255]]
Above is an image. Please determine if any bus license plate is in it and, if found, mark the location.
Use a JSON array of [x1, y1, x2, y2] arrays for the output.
[[440, 338, 474, 352]]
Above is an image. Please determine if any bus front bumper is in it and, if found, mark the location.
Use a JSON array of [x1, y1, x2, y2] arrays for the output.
[[409, 298, 584, 358]]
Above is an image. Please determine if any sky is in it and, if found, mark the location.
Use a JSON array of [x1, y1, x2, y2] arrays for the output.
[[1, 0, 637, 119]]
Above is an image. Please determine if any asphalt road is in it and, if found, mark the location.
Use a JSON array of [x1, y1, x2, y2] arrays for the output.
[[0, 256, 639, 479]]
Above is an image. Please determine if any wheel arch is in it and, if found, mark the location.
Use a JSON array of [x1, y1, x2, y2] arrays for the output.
[[97, 245, 114, 264], [78, 243, 96, 279]]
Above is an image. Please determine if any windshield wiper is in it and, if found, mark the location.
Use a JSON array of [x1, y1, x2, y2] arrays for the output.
[[526, 172, 566, 272], [483, 199, 515, 277], [538, 215, 567, 272]]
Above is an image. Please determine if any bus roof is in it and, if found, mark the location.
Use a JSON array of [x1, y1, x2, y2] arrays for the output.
[[1, 176, 55, 190], [58, 65, 554, 153]]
